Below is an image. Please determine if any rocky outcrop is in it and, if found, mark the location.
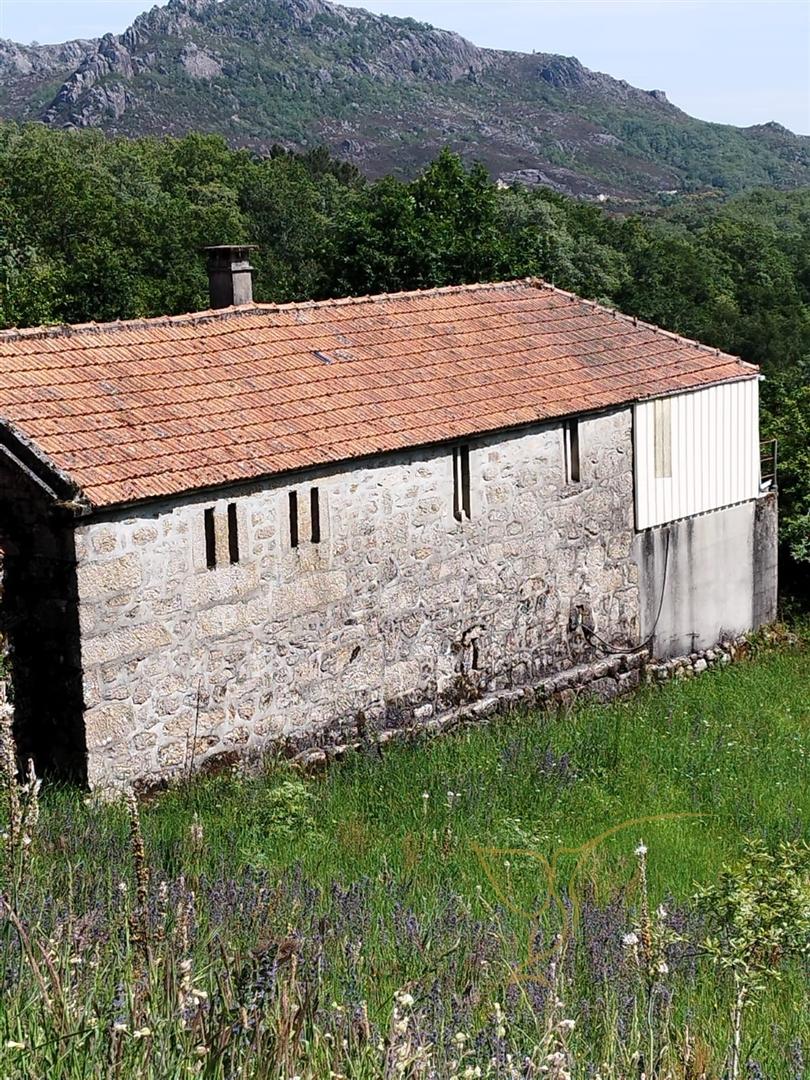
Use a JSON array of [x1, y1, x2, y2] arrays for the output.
[[179, 44, 222, 80], [0, 37, 95, 79], [42, 34, 135, 127]]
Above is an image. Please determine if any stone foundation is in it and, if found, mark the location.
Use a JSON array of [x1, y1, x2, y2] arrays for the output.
[[287, 634, 751, 770], [140, 633, 750, 782]]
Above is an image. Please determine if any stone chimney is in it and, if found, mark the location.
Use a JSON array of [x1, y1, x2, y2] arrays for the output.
[[203, 245, 257, 308]]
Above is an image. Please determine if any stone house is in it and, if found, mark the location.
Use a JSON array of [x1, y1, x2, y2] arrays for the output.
[[0, 248, 777, 788]]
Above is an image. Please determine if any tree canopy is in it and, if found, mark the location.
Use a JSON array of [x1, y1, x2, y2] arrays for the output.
[[0, 125, 807, 574]]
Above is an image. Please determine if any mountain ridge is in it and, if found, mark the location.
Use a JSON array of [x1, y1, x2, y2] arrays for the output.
[[1, 0, 808, 199]]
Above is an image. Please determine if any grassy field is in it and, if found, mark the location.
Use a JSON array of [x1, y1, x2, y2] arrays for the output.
[[0, 636, 808, 1078]]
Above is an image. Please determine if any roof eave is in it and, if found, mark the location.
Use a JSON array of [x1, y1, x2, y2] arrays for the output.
[[77, 372, 758, 515], [0, 419, 88, 511]]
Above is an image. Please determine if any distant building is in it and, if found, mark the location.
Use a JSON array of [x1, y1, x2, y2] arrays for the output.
[[0, 248, 776, 788]]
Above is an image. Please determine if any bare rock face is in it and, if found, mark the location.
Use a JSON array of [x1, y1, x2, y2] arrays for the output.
[[0, 37, 95, 78], [0, 42, 34, 76], [372, 25, 490, 83], [42, 34, 135, 125], [180, 44, 222, 80], [0, 36, 99, 121]]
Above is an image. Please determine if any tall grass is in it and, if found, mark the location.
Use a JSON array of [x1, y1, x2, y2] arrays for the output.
[[0, 638, 807, 1077]]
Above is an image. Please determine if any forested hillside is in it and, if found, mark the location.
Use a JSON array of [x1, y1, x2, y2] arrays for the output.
[[1, 0, 809, 199], [0, 124, 806, 575]]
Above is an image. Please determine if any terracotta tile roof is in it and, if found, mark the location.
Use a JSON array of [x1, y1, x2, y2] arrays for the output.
[[0, 279, 756, 509]]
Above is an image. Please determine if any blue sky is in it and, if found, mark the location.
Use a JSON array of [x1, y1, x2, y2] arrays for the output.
[[0, 0, 807, 133]]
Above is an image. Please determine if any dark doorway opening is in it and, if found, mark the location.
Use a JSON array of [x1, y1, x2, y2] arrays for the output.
[[0, 460, 86, 784]]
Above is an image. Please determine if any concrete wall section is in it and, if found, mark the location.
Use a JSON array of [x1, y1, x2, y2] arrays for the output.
[[74, 410, 640, 789], [753, 493, 778, 629], [635, 496, 777, 658]]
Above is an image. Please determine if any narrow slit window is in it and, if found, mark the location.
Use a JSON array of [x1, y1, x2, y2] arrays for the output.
[[289, 491, 299, 549], [564, 420, 580, 484], [453, 445, 471, 521], [227, 502, 239, 564], [653, 397, 672, 478], [204, 507, 216, 569], [310, 487, 321, 544]]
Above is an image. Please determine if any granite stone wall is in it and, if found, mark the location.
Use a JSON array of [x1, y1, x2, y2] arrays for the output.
[[74, 410, 639, 789]]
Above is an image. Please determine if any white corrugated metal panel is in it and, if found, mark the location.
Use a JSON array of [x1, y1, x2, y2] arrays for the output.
[[634, 379, 760, 530]]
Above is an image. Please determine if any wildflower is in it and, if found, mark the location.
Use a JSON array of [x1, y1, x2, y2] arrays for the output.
[[189, 812, 204, 849], [0, 705, 21, 854], [4, 1041, 25, 1050], [394, 991, 414, 1008], [657, 904, 668, 920], [133, 1027, 152, 1039], [635, 842, 648, 856], [453, 1031, 468, 1046], [622, 932, 639, 947], [113, 1022, 128, 1033], [657, 960, 669, 975], [493, 1001, 506, 1038], [558, 1019, 576, 1032]]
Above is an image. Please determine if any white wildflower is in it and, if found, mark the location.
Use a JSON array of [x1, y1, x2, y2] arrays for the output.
[[635, 842, 648, 856], [493, 1001, 506, 1038], [622, 932, 639, 947]]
